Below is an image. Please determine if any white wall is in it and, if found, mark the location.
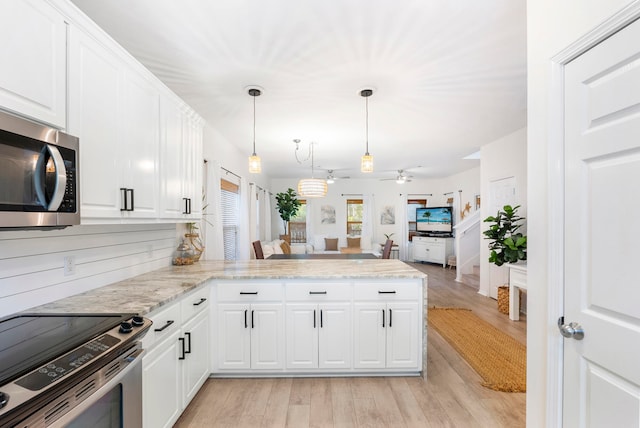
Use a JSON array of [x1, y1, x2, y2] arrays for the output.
[[527, 1, 636, 426], [479, 127, 527, 299]]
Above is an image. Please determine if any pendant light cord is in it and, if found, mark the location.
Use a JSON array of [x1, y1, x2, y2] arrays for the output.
[[365, 95, 369, 155], [252, 94, 257, 156]]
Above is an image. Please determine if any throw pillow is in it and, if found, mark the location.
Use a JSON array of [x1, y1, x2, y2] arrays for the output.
[[272, 240, 284, 254], [280, 241, 291, 254], [324, 238, 339, 251], [347, 237, 361, 248]]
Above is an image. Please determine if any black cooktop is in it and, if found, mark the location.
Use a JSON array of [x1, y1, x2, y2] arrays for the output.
[[0, 313, 134, 386]]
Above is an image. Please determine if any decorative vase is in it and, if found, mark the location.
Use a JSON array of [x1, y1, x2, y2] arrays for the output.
[[172, 239, 195, 266], [185, 233, 204, 261]]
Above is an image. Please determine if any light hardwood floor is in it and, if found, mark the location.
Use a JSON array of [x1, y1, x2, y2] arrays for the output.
[[174, 263, 526, 427]]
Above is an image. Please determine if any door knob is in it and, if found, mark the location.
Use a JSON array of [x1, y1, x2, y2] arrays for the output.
[[557, 317, 584, 340]]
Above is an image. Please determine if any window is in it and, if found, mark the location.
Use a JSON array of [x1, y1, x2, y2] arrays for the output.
[[221, 178, 239, 260], [346, 199, 363, 236], [289, 200, 307, 243], [407, 199, 427, 241]]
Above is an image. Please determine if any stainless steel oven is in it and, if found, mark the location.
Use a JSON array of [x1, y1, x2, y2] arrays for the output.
[[0, 313, 151, 428], [0, 110, 79, 229]]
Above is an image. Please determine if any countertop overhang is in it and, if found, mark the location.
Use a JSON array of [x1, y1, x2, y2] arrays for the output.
[[28, 259, 426, 316]]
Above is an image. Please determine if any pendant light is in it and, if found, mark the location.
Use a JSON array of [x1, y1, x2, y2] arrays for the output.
[[360, 89, 374, 173], [297, 142, 327, 198], [248, 88, 262, 173]]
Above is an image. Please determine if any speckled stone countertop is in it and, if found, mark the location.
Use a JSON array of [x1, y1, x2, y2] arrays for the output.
[[29, 259, 426, 316]]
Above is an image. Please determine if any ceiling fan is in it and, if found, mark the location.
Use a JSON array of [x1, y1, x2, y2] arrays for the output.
[[381, 169, 413, 184], [325, 169, 350, 184]]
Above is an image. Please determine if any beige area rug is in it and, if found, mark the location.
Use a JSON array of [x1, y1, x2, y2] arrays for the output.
[[428, 307, 526, 393]]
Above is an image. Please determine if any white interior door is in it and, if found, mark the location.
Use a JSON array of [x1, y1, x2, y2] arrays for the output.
[[563, 18, 640, 427]]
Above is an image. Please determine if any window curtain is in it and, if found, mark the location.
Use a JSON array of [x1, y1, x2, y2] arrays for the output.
[[263, 190, 272, 242], [249, 183, 258, 244], [361, 193, 374, 239], [238, 176, 251, 260], [397, 193, 409, 260], [204, 161, 224, 260]]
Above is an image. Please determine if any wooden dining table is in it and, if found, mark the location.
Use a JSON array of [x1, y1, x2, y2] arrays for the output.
[[266, 253, 379, 260]]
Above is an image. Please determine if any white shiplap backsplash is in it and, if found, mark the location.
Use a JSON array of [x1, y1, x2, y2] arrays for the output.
[[0, 223, 177, 318]]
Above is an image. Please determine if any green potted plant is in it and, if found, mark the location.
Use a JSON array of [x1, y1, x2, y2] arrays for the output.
[[483, 204, 527, 266], [275, 188, 301, 243]]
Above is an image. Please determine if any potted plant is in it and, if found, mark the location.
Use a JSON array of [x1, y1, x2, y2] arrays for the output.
[[483, 204, 527, 266], [275, 188, 301, 243]]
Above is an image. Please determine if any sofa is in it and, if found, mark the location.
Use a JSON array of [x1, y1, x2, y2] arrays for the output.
[[309, 235, 381, 256]]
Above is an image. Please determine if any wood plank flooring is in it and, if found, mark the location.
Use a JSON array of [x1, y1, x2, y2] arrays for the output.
[[174, 263, 526, 427]]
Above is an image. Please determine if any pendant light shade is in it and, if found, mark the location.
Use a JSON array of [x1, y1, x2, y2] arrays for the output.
[[297, 142, 327, 198], [248, 88, 262, 173], [360, 89, 374, 173]]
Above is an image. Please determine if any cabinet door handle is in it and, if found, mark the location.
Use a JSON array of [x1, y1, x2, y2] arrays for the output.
[[178, 337, 186, 360], [188, 198, 192, 214], [313, 309, 316, 328], [389, 309, 392, 328], [320, 309, 323, 328], [251, 310, 255, 329], [382, 309, 385, 328], [184, 332, 192, 354], [309, 291, 327, 295], [193, 297, 207, 306], [120, 188, 128, 211], [240, 291, 258, 295], [244, 309, 248, 328], [183, 197, 189, 214], [154, 320, 174, 332], [127, 188, 135, 211], [378, 291, 396, 294]]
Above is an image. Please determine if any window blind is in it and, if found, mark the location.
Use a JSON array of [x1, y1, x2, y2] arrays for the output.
[[221, 179, 239, 260]]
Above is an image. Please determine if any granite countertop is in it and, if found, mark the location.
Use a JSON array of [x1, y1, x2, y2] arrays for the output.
[[29, 259, 426, 316]]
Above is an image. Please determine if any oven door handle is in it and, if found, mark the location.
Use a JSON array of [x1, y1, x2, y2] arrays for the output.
[[45, 347, 145, 428]]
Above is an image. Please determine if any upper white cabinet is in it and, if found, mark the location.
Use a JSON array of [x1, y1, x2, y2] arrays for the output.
[[0, 0, 66, 128], [159, 99, 204, 221]]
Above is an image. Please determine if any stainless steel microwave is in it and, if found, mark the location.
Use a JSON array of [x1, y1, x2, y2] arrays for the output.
[[0, 110, 79, 229]]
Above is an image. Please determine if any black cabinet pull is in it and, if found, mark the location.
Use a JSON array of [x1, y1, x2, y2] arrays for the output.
[[154, 320, 174, 332], [184, 332, 192, 354], [178, 337, 186, 360], [382, 309, 385, 328], [313, 309, 316, 328], [127, 188, 134, 211], [193, 297, 207, 306], [240, 291, 258, 295], [389, 309, 392, 328], [251, 310, 255, 329], [188, 198, 192, 214], [378, 291, 396, 294], [309, 291, 327, 295], [120, 188, 128, 211], [320, 310, 323, 328], [183, 197, 189, 214], [244, 309, 248, 328]]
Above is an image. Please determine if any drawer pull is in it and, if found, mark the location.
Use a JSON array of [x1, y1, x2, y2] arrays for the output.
[[193, 297, 207, 306], [240, 291, 258, 295], [378, 291, 396, 294], [309, 291, 327, 295], [154, 320, 174, 332]]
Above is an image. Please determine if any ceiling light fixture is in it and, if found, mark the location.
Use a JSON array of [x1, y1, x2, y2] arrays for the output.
[[248, 87, 262, 173], [360, 89, 374, 173], [297, 142, 327, 198], [326, 171, 335, 184], [396, 175, 407, 184]]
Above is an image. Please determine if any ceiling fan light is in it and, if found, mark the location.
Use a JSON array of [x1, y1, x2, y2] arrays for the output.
[[248, 154, 261, 173], [326, 177, 335, 184], [361, 154, 374, 173], [298, 178, 327, 198], [396, 176, 406, 184]]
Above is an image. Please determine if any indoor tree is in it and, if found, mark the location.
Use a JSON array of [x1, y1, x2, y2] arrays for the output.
[[483, 204, 527, 266], [275, 188, 301, 238]]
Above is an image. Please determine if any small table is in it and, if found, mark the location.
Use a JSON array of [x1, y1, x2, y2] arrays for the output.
[[507, 263, 527, 321]]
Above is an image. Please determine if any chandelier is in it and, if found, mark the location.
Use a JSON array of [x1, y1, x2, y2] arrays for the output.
[[296, 140, 327, 198]]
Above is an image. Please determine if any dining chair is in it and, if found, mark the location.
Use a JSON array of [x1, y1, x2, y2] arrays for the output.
[[252, 240, 264, 259], [381, 239, 393, 259]]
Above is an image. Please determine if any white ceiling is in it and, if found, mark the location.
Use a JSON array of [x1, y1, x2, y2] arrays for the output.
[[70, 0, 527, 181]]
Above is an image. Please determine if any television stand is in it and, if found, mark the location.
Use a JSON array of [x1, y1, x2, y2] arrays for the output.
[[412, 236, 454, 267]]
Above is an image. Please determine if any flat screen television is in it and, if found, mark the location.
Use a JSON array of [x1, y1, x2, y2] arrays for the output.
[[416, 206, 453, 235]]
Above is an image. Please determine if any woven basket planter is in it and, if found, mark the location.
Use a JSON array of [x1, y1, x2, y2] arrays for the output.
[[497, 285, 523, 315]]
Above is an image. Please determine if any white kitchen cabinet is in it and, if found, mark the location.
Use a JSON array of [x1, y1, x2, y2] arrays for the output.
[[353, 283, 421, 370], [285, 282, 352, 371], [412, 236, 454, 267], [0, 0, 66, 128], [142, 287, 210, 428], [159, 98, 204, 220]]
